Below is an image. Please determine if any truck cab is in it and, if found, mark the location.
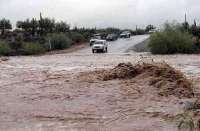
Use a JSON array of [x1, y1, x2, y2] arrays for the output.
[[90, 34, 102, 46], [92, 40, 108, 53]]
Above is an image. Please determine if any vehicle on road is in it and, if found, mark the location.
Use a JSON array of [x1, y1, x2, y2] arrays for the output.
[[89, 34, 102, 46], [106, 34, 118, 41], [120, 31, 131, 38], [90, 38, 98, 46], [148, 29, 157, 34], [92, 40, 108, 53]]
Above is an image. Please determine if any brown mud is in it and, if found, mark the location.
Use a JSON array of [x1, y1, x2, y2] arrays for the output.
[[0, 49, 200, 130]]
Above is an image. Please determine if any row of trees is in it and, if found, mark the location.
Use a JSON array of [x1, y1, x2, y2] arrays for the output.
[[0, 14, 70, 37], [0, 15, 156, 38], [148, 16, 200, 54], [16, 14, 70, 36], [0, 18, 12, 35], [190, 20, 200, 37]]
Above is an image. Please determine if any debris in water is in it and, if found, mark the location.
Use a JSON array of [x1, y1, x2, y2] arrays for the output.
[[0, 57, 9, 62], [84, 62, 194, 98]]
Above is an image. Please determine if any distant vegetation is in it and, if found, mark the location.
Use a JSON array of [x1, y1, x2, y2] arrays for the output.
[[0, 41, 13, 56], [0, 14, 153, 56], [3, 13, 200, 55], [149, 21, 200, 54], [45, 33, 72, 50]]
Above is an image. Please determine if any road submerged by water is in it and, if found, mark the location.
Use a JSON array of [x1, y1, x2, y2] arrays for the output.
[[0, 35, 200, 131]]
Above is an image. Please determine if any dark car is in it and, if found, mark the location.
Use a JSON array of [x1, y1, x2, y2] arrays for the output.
[[106, 34, 118, 41], [120, 31, 131, 38]]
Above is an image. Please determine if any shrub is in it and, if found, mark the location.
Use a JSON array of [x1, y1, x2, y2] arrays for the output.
[[82, 32, 92, 40], [0, 41, 13, 56], [45, 33, 72, 50], [20, 42, 45, 55], [148, 23, 197, 54], [10, 36, 23, 51], [69, 32, 85, 43]]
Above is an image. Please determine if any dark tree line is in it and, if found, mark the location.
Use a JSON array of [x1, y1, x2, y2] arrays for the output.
[[0, 18, 12, 35], [190, 20, 200, 37], [16, 14, 70, 36]]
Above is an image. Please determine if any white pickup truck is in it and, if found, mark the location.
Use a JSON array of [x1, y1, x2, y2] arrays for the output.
[[92, 40, 108, 53], [89, 34, 101, 46]]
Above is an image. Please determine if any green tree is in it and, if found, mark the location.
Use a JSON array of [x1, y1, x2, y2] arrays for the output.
[[30, 18, 38, 36], [191, 20, 200, 37], [0, 18, 12, 35], [148, 22, 195, 54], [55, 21, 70, 33], [182, 22, 190, 31], [17, 18, 38, 36], [16, 19, 30, 32], [45, 33, 72, 50], [39, 14, 55, 35], [11, 36, 23, 51]]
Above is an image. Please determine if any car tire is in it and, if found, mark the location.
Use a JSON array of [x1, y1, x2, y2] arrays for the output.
[[92, 50, 95, 53]]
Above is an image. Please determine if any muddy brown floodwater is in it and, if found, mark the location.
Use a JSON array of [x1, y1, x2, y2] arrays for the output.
[[0, 36, 200, 131]]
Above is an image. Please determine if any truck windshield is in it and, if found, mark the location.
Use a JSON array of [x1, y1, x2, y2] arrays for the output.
[[94, 42, 104, 45]]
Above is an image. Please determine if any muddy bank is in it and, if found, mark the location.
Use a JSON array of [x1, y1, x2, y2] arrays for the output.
[[80, 62, 193, 98], [128, 38, 150, 52], [45, 43, 89, 55], [1, 46, 200, 130], [0, 60, 196, 131], [76, 62, 196, 131]]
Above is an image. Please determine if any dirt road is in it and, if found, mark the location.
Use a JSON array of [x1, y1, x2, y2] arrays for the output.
[[0, 35, 200, 131], [75, 35, 149, 54]]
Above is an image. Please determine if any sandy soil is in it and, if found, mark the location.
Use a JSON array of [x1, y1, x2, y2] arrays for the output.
[[0, 35, 200, 131]]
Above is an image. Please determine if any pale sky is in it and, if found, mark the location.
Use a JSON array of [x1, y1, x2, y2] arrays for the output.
[[0, 0, 200, 29]]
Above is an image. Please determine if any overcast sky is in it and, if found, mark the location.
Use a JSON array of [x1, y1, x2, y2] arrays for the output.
[[0, 0, 200, 29]]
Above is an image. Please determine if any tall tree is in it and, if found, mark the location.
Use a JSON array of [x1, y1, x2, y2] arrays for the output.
[[55, 21, 70, 33], [191, 19, 200, 37], [0, 18, 12, 35], [30, 18, 38, 36], [42, 18, 55, 33], [39, 13, 55, 35], [17, 18, 38, 36], [16, 19, 31, 32], [39, 12, 44, 35], [182, 13, 189, 31]]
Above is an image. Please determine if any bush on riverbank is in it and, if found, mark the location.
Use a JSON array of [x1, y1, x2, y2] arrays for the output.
[[0, 33, 81, 56], [0, 41, 13, 56], [148, 23, 200, 54], [0, 41, 45, 56], [20, 42, 45, 55], [45, 33, 72, 50], [69, 32, 86, 44]]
